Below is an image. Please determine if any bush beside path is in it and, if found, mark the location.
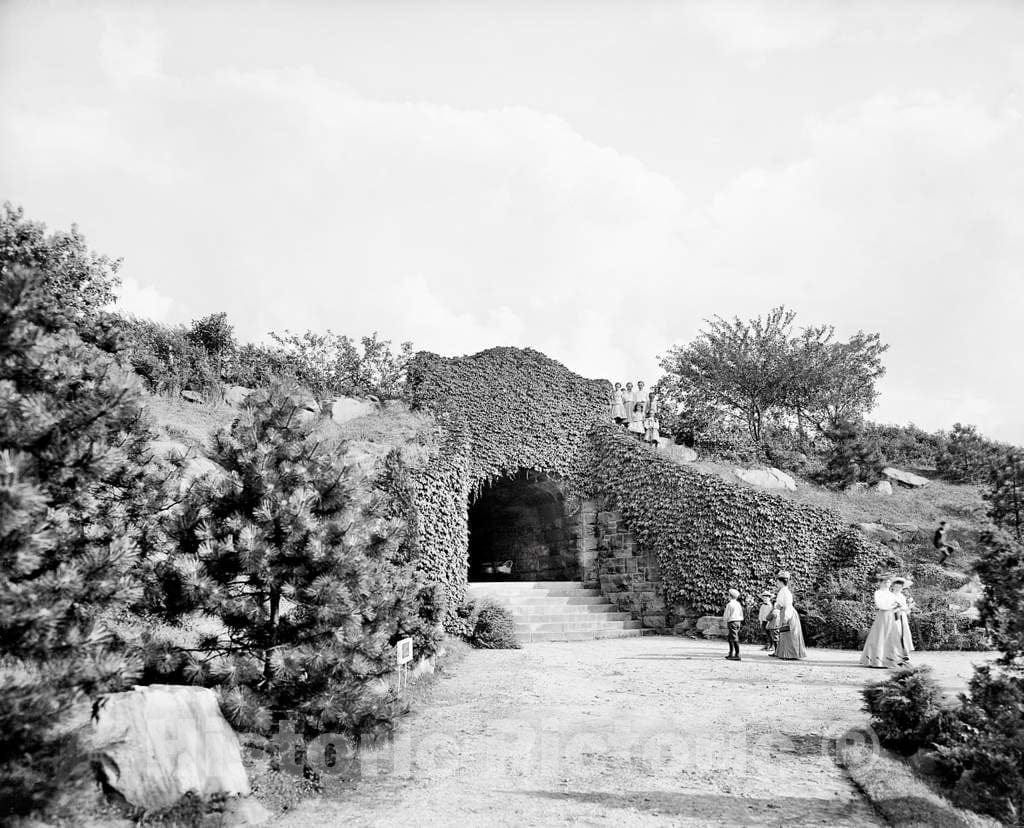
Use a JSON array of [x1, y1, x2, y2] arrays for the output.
[[274, 639, 991, 827]]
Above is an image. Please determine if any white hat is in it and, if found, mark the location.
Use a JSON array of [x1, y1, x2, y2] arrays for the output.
[[776, 570, 791, 581], [728, 588, 740, 599]]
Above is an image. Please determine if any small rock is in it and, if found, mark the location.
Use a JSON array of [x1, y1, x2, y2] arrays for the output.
[[885, 522, 920, 533], [180, 389, 204, 404], [846, 482, 869, 494], [221, 795, 272, 826], [871, 480, 893, 496]]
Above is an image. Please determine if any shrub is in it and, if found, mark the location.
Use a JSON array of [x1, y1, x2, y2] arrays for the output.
[[446, 599, 479, 640], [470, 601, 520, 649], [813, 599, 873, 649], [865, 422, 943, 469], [936, 423, 1007, 484], [0, 268, 174, 816], [973, 530, 1024, 664], [862, 666, 945, 755], [911, 607, 988, 651], [933, 667, 1024, 823], [986, 449, 1024, 543], [146, 383, 431, 744]]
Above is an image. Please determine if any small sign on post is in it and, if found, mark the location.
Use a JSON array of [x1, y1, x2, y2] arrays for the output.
[[395, 637, 413, 691]]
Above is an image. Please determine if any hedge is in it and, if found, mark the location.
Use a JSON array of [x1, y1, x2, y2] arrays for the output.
[[588, 422, 887, 616]]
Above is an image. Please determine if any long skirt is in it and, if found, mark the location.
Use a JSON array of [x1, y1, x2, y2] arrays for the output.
[[861, 611, 915, 668], [774, 611, 807, 660]]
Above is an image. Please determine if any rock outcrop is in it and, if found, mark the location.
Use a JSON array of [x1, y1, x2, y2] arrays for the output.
[[734, 467, 797, 491], [331, 396, 378, 424], [882, 467, 930, 488]]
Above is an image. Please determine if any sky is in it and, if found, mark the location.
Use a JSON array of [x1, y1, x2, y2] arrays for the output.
[[1, 1, 1022, 442]]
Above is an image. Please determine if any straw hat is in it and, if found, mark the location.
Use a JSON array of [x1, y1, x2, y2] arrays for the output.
[[728, 588, 740, 598], [760, 590, 774, 598], [891, 576, 913, 587], [776, 570, 791, 580]]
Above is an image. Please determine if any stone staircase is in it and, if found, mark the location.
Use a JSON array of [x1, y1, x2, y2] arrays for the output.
[[466, 581, 648, 643]]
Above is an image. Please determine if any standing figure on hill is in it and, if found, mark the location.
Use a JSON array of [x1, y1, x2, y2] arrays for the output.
[[634, 380, 647, 411], [771, 571, 807, 660], [723, 588, 744, 661], [933, 521, 955, 566], [860, 574, 902, 668], [627, 402, 646, 439], [610, 382, 627, 424], [643, 406, 660, 444]]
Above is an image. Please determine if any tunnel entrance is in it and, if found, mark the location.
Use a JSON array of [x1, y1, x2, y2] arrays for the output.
[[467, 469, 580, 582]]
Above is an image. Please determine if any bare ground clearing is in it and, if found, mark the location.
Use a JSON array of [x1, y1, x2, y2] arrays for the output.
[[275, 638, 990, 827]]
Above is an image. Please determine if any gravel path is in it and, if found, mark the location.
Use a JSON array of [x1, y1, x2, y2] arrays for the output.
[[277, 638, 990, 827]]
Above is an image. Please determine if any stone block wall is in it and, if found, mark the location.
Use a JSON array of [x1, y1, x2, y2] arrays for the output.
[[577, 497, 669, 631]]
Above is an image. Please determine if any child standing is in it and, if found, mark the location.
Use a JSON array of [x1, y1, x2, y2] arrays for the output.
[[757, 590, 778, 653], [627, 402, 646, 438], [723, 588, 744, 661], [610, 383, 627, 424], [643, 407, 660, 444]]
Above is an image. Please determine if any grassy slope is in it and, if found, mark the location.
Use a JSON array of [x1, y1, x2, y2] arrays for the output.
[[689, 456, 987, 568]]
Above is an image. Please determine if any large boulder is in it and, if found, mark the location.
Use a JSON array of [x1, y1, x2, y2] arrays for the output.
[[331, 396, 378, 425], [882, 467, 930, 488], [91, 685, 261, 817], [223, 385, 254, 407], [734, 467, 797, 491]]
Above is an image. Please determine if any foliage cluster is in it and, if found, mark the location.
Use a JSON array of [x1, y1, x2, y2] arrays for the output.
[[468, 600, 521, 649], [588, 422, 886, 616], [0, 268, 178, 815], [140, 384, 442, 742], [658, 306, 887, 449], [936, 423, 1011, 484], [817, 419, 886, 490], [863, 422, 944, 469], [864, 530, 1024, 823]]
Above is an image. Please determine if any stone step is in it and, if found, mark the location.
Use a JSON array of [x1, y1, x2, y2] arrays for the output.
[[514, 619, 644, 633], [505, 601, 622, 614], [494, 596, 607, 607], [467, 585, 602, 598], [509, 605, 630, 622], [524, 628, 647, 643]]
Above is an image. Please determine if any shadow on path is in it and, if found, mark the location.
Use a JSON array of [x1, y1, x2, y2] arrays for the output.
[[506, 788, 880, 825]]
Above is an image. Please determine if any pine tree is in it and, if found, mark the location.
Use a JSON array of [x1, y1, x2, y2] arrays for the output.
[[149, 383, 430, 743], [819, 419, 886, 490], [986, 449, 1024, 543], [0, 269, 171, 815]]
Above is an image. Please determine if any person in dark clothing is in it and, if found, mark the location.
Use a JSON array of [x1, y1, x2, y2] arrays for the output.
[[933, 521, 955, 565]]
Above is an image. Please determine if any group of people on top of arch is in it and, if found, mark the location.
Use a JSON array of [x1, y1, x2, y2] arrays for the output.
[[721, 569, 917, 667], [609, 380, 660, 444]]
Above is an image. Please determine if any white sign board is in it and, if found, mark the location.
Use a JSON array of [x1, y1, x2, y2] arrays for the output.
[[396, 637, 413, 666]]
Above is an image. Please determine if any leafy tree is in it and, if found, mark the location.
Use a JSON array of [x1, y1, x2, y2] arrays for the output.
[[270, 329, 413, 401], [186, 312, 236, 380], [659, 307, 797, 445], [818, 419, 886, 490], [659, 307, 887, 449], [985, 450, 1024, 542], [147, 383, 433, 742], [0, 202, 121, 347], [974, 529, 1024, 664], [0, 269, 173, 815]]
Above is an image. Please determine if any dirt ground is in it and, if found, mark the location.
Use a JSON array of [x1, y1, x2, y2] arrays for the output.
[[276, 638, 990, 828]]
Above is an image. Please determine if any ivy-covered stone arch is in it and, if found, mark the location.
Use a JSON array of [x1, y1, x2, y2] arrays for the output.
[[405, 347, 611, 617]]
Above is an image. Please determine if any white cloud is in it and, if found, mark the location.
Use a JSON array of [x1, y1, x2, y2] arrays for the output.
[[114, 277, 176, 322]]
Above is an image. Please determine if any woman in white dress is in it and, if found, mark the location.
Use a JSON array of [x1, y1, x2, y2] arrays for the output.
[[610, 382, 627, 423], [772, 570, 807, 660], [860, 575, 900, 668], [890, 577, 915, 664]]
